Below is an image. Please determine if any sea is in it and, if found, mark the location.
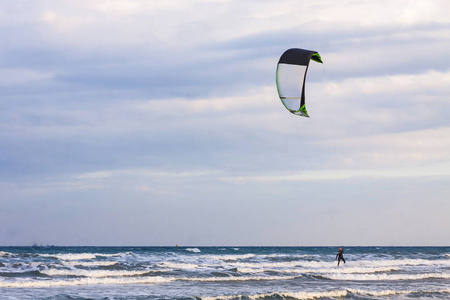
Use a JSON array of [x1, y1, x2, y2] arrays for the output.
[[1, 246, 449, 299]]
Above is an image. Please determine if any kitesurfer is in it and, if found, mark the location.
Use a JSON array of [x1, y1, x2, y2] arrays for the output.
[[336, 247, 345, 266]]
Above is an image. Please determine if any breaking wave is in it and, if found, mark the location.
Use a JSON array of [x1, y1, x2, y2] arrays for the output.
[[199, 288, 450, 300], [321, 272, 450, 281], [0, 276, 172, 288], [185, 248, 201, 253]]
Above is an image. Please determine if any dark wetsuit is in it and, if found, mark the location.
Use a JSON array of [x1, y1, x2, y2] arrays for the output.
[[336, 249, 345, 266]]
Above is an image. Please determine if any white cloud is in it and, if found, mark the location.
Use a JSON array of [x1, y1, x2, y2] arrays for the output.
[[38, 11, 57, 23], [324, 127, 450, 166], [220, 163, 450, 183], [220, 125, 450, 182], [398, 0, 449, 24], [76, 168, 217, 180], [321, 70, 450, 99]]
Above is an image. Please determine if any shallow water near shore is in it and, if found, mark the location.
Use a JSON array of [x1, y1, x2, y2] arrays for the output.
[[1, 246, 449, 299]]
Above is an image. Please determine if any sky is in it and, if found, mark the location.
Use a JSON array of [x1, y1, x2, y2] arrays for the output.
[[1, 0, 450, 246]]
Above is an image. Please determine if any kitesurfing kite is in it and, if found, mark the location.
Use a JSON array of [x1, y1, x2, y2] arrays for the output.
[[276, 48, 322, 117]]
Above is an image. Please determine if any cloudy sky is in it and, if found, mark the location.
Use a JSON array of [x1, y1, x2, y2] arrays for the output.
[[1, 0, 449, 246]]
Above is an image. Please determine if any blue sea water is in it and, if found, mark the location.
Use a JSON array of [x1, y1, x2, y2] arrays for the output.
[[1, 246, 449, 299]]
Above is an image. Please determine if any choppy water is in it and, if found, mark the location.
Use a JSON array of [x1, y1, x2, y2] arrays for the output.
[[1, 246, 449, 299]]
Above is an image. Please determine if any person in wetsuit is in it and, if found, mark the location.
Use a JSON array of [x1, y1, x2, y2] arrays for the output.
[[336, 247, 345, 266]]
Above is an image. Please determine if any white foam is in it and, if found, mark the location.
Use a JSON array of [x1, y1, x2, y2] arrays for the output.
[[185, 248, 201, 253], [236, 267, 266, 274], [200, 288, 450, 300], [0, 276, 172, 288], [232, 265, 399, 276], [349, 288, 450, 297], [40, 268, 150, 278], [262, 290, 349, 300], [39, 252, 131, 261], [303, 266, 399, 274], [207, 254, 256, 261], [160, 262, 200, 269], [269, 266, 399, 275], [40, 253, 97, 260], [322, 272, 450, 281], [260, 254, 313, 259], [182, 275, 299, 282], [200, 289, 348, 300], [61, 261, 118, 267], [0, 274, 300, 288], [231, 257, 450, 270], [348, 288, 410, 297], [96, 252, 133, 257], [233, 261, 303, 269], [0, 251, 14, 257], [201, 295, 237, 300], [355, 258, 450, 267]]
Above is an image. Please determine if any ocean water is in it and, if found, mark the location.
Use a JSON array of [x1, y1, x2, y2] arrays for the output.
[[0, 246, 449, 299]]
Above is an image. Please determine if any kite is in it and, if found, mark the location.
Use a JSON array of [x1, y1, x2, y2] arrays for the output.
[[276, 48, 322, 117]]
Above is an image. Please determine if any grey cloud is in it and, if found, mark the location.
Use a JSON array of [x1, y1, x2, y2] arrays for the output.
[[1, 0, 450, 246]]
